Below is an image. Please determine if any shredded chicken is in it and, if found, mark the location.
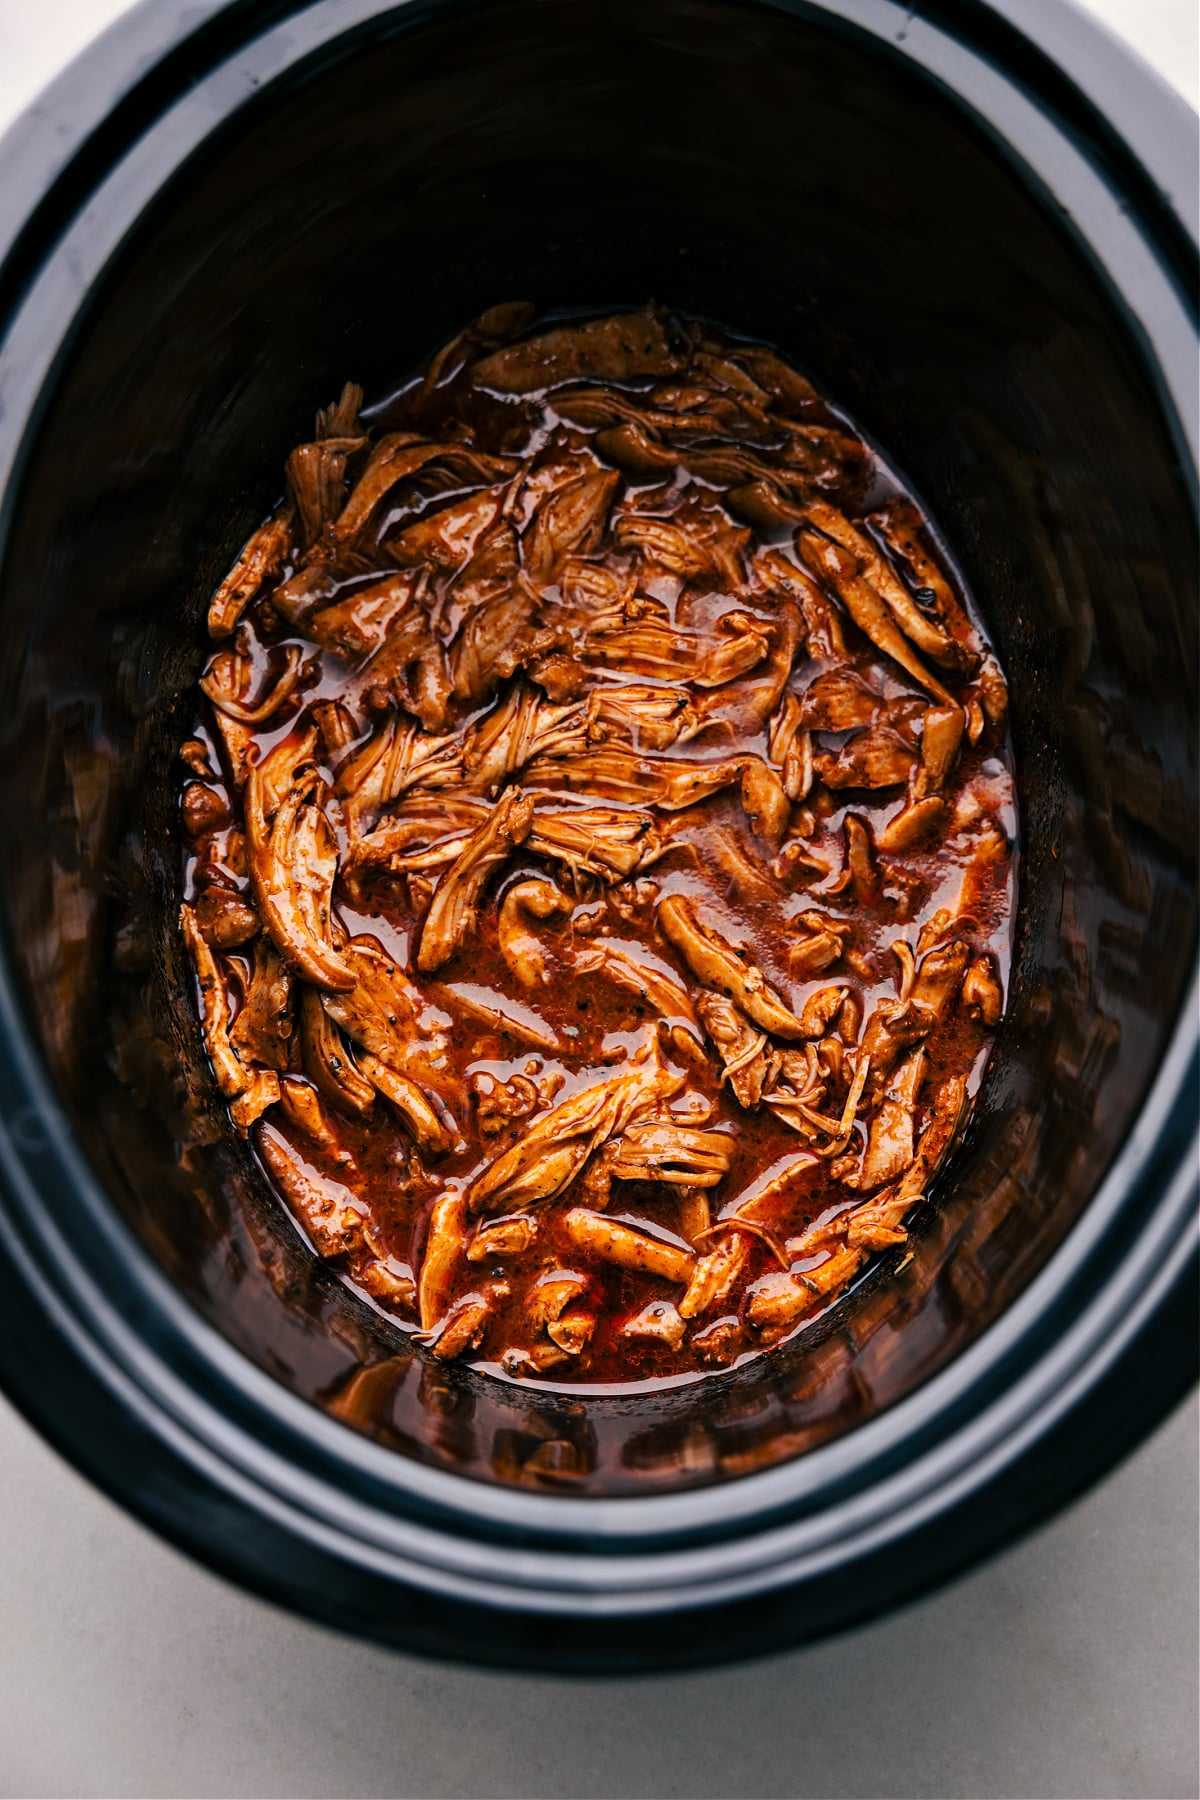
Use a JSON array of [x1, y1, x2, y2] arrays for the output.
[[179, 311, 1015, 1385]]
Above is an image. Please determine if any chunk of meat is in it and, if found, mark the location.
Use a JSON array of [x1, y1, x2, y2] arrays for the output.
[[256, 1124, 367, 1259], [795, 668, 879, 732], [524, 469, 620, 586], [962, 955, 1004, 1027], [803, 501, 973, 674], [696, 992, 773, 1107], [608, 1121, 735, 1187], [433, 1294, 492, 1360], [621, 1301, 686, 1349], [417, 788, 535, 973], [468, 1053, 683, 1215], [846, 1076, 968, 1250], [471, 308, 680, 392], [300, 986, 376, 1117], [497, 877, 571, 986], [418, 1192, 468, 1329], [229, 939, 293, 1071], [464, 683, 588, 794], [287, 435, 364, 549], [180, 902, 260, 1105], [207, 507, 292, 637], [578, 940, 703, 1041], [679, 1232, 750, 1319], [192, 885, 259, 949], [244, 734, 355, 990], [658, 894, 805, 1039], [816, 725, 915, 790], [526, 805, 666, 881], [563, 1210, 695, 1285], [467, 1216, 538, 1261], [857, 1048, 926, 1190], [796, 524, 954, 705]]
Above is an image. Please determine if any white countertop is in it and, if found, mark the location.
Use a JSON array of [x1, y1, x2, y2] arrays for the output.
[[0, 3, 1197, 1796]]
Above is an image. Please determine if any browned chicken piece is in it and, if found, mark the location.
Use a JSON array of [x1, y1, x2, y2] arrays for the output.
[[192, 885, 259, 949], [869, 497, 979, 660], [788, 911, 851, 979], [679, 1231, 750, 1319], [586, 683, 703, 751], [463, 682, 589, 795], [467, 1216, 538, 1262], [448, 580, 538, 706], [613, 512, 748, 587], [859, 1000, 934, 1111], [621, 1300, 686, 1349], [207, 506, 292, 637], [582, 613, 773, 689], [256, 1123, 368, 1259], [962, 955, 1004, 1027], [527, 1270, 590, 1331], [201, 645, 307, 726], [918, 703, 965, 793], [497, 877, 571, 986], [243, 730, 355, 990], [229, 938, 293, 1070], [307, 571, 425, 661], [469, 1054, 684, 1215], [311, 699, 359, 761], [696, 992, 774, 1108], [343, 795, 492, 879], [676, 1187, 713, 1245], [418, 1191, 469, 1330], [524, 469, 620, 586], [692, 1316, 745, 1364], [334, 711, 462, 837], [433, 1293, 492, 1360], [471, 307, 681, 392], [357, 1052, 457, 1156], [181, 783, 228, 839], [331, 436, 519, 545], [287, 435, 365, 549], [359, 1258, 418, 1310], [420, 301, 537, 393], [767, 695, 813, 802], [389, 487, 500, 572], [609, 1121, 735, 1187], [796, 525, 954, 705], [804, 501, 974, 676], [526, 805, 666, 881], [658, 894, 805, 1039], [816, 724, 916, 790], [300, 986, 376, 1117], [564, 1209, 695, 1285], [911, 938, 970, 1021], [181, 903, 255, 1102], [417, 788, 535, 973], [795, 667, 880, 731], [547, 1310, 596, 1355], [210, 711, 256, 789], [876, 795, 949, 852], [857, 1049, 927, 1191], [746, 1244, 866, 1332], [798, 985, 850, 1039], [766, 1044, 871, 1156], [846, 1076, 967, 1250], [277, 1075, 341, 1152], [841, 815, 879, 902]]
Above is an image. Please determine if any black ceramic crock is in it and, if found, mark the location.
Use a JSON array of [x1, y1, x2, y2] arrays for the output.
[[0, 0, 1195, 1672]]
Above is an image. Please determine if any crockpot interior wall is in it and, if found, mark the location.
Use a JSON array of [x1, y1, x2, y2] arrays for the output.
[[0, 0, 1194, 1491]]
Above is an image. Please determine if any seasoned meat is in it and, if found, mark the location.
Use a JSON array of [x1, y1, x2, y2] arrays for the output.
[[178, 307, 1016, 1387]]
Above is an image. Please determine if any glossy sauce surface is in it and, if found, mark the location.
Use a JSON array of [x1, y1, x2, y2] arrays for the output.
[[178, 307, 1016, 1388]]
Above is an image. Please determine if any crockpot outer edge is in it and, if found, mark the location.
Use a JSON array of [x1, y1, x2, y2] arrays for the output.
[[0, 0, 1196, 1670]]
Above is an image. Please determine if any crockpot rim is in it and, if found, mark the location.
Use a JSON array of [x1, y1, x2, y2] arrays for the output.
[[0, 0, 1195, 1668]]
